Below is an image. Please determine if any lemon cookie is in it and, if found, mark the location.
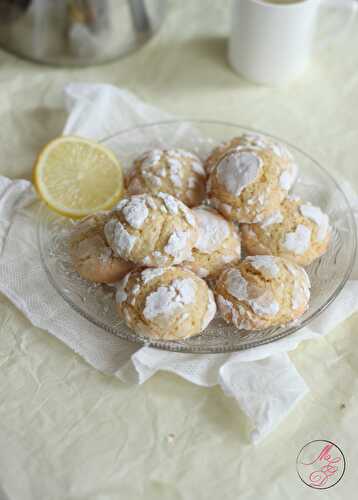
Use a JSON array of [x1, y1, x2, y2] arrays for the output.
[[126, 149, 207, 207], [205, 133, 298, 191], [241, 196, 331, 266], [207, 146, 290, 223], [215, 255, 310, 330], [104, 193, 198, 267], [69, 212, 133, 283], [182, 206, 241, 278], [116, 266, 217, 340]]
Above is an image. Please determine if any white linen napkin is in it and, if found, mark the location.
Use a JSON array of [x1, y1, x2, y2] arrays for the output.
[[1, 83, 357, 443]]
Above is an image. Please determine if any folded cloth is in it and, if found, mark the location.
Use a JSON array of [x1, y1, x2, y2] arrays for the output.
[[0, 83, 357, 443]]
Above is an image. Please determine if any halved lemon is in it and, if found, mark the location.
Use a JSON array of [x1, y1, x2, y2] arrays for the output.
[[33, 136, 124, 218]]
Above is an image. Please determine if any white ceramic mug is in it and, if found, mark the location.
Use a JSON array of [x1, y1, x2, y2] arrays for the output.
[[229, 0, 357, 85]]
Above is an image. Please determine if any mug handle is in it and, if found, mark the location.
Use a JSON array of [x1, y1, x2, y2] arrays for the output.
[[317, 0, 358, 49]]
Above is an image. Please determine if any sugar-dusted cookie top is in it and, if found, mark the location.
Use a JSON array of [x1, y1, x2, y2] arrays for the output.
[[116, 266, 216, 340], [126, 149, 207, 207], [214, 255, 310, 330], [182, 206, 241, 278], [241, 196, 331, 266], [207, 145, 291, 223], [205, 133, 297, 191], [104, 193, 198, 267]]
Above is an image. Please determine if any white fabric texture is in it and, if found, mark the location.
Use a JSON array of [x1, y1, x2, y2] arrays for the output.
[[0, 82, 357, 443]]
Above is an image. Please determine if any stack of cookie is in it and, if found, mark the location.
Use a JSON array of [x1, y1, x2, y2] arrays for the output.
[[69, 134, 331, 340]]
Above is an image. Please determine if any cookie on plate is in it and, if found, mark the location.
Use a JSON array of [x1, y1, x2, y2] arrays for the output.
[[116, 266, 217, 340], [182, 206, 241, 278], [69, 212, 133, 283], [104, 193, 198, 267], [214, 255, 310, 330], [205, 132, 298, 191], [241, 196, 331, 266], [207, 145, 291, 223], [126, 149, 207, 207]]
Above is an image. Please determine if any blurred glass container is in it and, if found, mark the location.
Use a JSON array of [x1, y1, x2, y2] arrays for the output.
[[0, 0, 166, 66]]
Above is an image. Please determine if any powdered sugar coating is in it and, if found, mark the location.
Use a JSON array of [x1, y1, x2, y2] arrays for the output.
[[261, 211, 284, 229], [141, 268, 165, 284], [106, 193, 197, 267], [280, 169, 295, 191], [117, 267, 218, 339], [145, 196, 157, 210], [215, 256, 310, 329], [172, 149, 197, 160], [216, 294, 250, 329], [140, 149, 162, 167], [225, 269, 249, 301], [157, 192, 179, 214], [217, 295, 238, 326], [158, 191, 197, 226], [151, 251, 168, 265], [299, 204, 330, 242], [221, 255, 236, 263], [197, 267, 209, 277], [191, 161, 206, 176], [115, 272, 131, 304], [247, 255, 279, 278], [129, 149, 206, 208], [250, 292, 280, 317], [183, 206, 242, 279], [217, 294, 233, 316], [164, 230, 192, 263], [194, 207, 231, 254], [216, 151, 263, 196], [283, 224, 311, 255], [242, 196, 331, 266], [143, 278, 196, 320], [287, 194, 300, 202], [143, 172, 161, 188], [157, 191, 197, 227], [104, 219, 137, 258], [257, 192, 266, 205], [115, 198, 129, 210], [223, 267, 279, 318], [181, 205, 196, 227], [241, 133, 292, 160], [241, 133, 298, 190], [167, 153, 184, 188], [286, 261, 311, 310], [201, 289, 217, 329], [121, 196, 149, 229], [132, 284, 140, 296]]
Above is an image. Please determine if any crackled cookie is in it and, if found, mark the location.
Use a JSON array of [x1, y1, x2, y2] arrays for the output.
[[126, 149, 207, 207], [215, 255, 310, 330], [207, 145, 292, 223], [116, 266, 217, 340], [205, 133, 298, 191], [69, 212, 133, 284], [104, 193, 198, 267], [241, 196, 331, 266], [182, 206, 241, 278]]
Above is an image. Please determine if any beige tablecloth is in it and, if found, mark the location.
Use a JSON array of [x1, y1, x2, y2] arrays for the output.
[[1, 1, 358, 499]]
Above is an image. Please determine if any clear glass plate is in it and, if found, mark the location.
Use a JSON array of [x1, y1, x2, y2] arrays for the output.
[[37, 120, 357, 353]]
